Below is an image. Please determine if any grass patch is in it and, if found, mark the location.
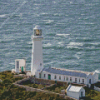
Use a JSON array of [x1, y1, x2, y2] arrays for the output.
[[84, 87, 100, 100], [0, 71, 67, 100], [21, 80, 48, 89], [0, 83, 67, 100], [0, 71, 24, 95], [45, 83, 68, 93], [95, 82, 100, 88]]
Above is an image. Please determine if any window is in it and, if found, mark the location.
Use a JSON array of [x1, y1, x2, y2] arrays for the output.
[[79, 79, 80, 83], [81, 92, 83, 97], [59, 76, 61, 80], [70, 77, 72, 82], [89, 79, 91, 84], [39, 73, 41, 78], [44, 74, 45, 78], [64, 76, 65, 81], [66, 77, 68, 81], [75, 78, 77, 83], [54, 75, 56, 79], [16, 61, 19, 68], [82, 79, 84, 84], [48, 74, 51, 80]]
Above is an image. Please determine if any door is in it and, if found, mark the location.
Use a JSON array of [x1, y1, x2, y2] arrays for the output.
[[81, 91, 83, 97], [48, 74, 51, 80], [89, 79, 91, 84], [39, 73, 41, 78], [21, 66, 23, 72]]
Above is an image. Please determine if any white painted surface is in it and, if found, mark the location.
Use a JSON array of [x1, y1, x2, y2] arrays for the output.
[[67, 85, 85, 100], [38, 71, 87, 84], [35, 68, 98, 85], [68, 85, 82, 92], [15, 59, 26, 73], [31, 26, 43, 75], [94, 86, 100, 92]]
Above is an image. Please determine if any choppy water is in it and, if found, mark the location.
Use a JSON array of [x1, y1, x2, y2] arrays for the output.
[[0, 0, 100, 73]]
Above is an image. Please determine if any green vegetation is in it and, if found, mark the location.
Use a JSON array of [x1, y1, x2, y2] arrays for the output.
[[21, 79, 48, 89], [0, 71, 67, 100], [45, 83, 68, 93], [0, 84, 67, 100], [84, 87, 100, 100], [0, 71, 23, 83], [95, 82, 100, 88], [0, 71, 24, 95], [22, 81, 47, 89]]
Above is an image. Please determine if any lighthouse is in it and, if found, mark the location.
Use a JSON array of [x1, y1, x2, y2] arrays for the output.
[[31, 25, 43, 75]]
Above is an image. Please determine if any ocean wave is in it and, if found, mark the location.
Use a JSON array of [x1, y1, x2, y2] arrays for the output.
[[0, 14, 8, 18], [95, 69, 100, 73], [9, 62, 15, 65], [56, 34, 70, 37], [53, 13, 62, 16], [40, 13, 48, 15], [90, 42, 100, 45], [57, 42, 64, 47], [43, 20, 54, 24], [27, 41, 32, 45], [67, 42, 83, 48], [43, 43, 52, 47], [0, 2, 10, 5], [12, 13, 23, 18], [84, 22, 95, 25], [74, 54, 80, 59]]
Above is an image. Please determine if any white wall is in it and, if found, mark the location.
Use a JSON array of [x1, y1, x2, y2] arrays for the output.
[[79, 88, 85, 98], [35, 70, 100, 85], [93, 73, 98, 83], [67, 91, 79, 100], [67, 87, 85, 100], [15, 59, 26, 73], [39, 71, 88, 85], [31, 37, 43, 75]]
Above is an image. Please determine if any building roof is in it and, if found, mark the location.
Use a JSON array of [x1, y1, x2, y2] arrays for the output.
[[42, 67, 90, 78], [67, 85, 83, 92]]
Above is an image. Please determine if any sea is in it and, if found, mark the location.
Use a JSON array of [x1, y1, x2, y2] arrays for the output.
[[0, 0, 100, 75]]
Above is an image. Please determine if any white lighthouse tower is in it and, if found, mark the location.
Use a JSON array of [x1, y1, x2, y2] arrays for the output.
[[31, 25, 43, 75]]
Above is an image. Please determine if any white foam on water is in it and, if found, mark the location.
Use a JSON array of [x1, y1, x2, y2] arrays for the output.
[[95, 70, 100, 73], [43, 43, 52, 47], [56, 34, 70, 37], [57, 42, 64, 47], [0, 14, 8, 18], [9, 62, 15, 65], [43, 20, 54, 24], [85, 22, 95, 25], [74, 54, 80, 59], [27, 41, 32, 44], [34, 3, 42, 6], [54, 13, 61, 16], [90, 42, 100, 45], [40, 13, 48, 15], [67, 42, 83, 48]]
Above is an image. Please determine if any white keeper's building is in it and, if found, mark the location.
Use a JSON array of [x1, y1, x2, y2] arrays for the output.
[[66, 84, 85, 100], [14, 25, 99, 86]]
